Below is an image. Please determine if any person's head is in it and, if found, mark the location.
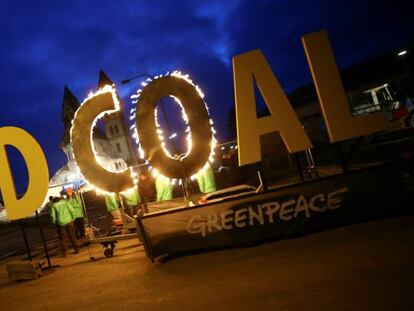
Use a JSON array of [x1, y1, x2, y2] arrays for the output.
[[139, 166, 150, 181], [66, 188, 74, 198], [139, 170, 149, 181], [49, 196, 53, 202]]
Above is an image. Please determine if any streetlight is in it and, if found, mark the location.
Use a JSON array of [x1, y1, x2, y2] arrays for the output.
[[121, 73, 153, 85], [398, 50, 407, 56]]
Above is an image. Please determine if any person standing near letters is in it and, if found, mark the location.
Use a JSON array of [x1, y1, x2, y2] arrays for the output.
[[67, 188, 85, 239], [121, 186, 140, 217], [156, 175, 173, 201], [51, 196, 79, 256], [138, 169, 157, 203], [197, 164, 216, 194], [105, 192, 122, 228]]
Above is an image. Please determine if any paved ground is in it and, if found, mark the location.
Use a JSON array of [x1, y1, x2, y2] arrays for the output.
[[0, 215, 413, 311]]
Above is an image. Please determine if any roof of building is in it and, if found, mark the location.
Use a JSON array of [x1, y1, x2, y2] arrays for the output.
[[289, 41, 414, 107], [98, 69, 114, 88], [60, 85, 81, 146], [61, 85, 80, 121]]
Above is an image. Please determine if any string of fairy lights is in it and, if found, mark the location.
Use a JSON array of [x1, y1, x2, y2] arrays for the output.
[[70, 84, 133, 195], [70, 71, 218, 195], [129, 70, 217, 186]]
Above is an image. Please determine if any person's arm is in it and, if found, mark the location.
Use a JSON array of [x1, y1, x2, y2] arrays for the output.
[[113, 194, 120, 208], [50, 205, 56, 224]]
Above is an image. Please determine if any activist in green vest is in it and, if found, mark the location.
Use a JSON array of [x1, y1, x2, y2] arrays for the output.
[[51, 198, 75, 226], [105, 193, 119, 213], [105, 193, 122, 226], [156, 175, 173, 201], [122, 186, 141, 216], [67, 188, 85, 239], [197, 164, 216, 194], [68, 195, 83, 218], [51, 197, 79, 256]]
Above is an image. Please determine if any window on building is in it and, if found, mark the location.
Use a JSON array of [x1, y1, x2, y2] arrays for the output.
[[116, 143, 121, 153], [115, 162, 119, 170], [109, 126, 114, 136], [114, 124, 119, 134]]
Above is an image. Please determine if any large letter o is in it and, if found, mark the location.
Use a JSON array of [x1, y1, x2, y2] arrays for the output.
[[136, 76, 213, 179]]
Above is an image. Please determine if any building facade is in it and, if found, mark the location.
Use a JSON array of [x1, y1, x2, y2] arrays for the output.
[[98, 70, 137, 166]]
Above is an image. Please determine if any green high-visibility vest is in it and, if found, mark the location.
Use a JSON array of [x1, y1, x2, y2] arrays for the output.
[[122, 187, 141, 206], [197, 165, 216, 194], [156, 176, 173, 201], [105, 193, 119, 213], [51, 200, 75, 226], [69, 196, 84, 219]]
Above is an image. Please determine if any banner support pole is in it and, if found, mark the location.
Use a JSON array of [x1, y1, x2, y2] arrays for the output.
[[336, 142, 348, 173], [295, 152, 305, 182], [35, 211, 52, 268], [256, 162, 268, 192], [19, 220, 32, 261]]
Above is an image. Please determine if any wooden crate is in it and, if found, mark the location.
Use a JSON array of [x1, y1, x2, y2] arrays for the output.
[[6, 260, 42, 281]]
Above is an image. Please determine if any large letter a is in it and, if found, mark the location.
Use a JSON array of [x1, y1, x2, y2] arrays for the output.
[[233, 49, 312, 166]]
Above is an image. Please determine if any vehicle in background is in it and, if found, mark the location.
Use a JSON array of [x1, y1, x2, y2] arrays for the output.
[[351, 83, 414, 130]]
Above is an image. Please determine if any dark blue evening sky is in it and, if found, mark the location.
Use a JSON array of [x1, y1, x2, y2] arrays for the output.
[[0, 0, 412, 193]]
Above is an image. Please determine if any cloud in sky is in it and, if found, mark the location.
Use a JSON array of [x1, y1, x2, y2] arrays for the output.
[[0, 0, 412, 192]]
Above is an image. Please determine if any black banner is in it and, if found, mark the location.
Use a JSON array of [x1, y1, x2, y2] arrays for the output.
[[138, 164, 402, 261]]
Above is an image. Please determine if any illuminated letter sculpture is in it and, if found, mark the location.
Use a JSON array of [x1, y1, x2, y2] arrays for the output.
[[302, 30, 388, 142], [233, 49, 312, 166], [0, 127, 49, 220], [135, 74, 214, 178], [71, 86, 133, 193]]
